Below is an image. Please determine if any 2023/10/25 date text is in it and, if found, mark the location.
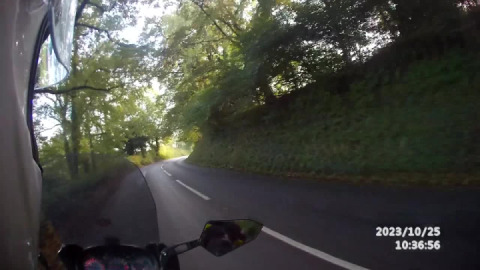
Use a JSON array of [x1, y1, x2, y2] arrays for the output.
[[376, 226, 440, 238], [395, 240, 441, 251]]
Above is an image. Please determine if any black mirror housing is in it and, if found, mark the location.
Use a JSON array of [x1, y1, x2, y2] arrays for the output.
[[199, 219, 263, 256]]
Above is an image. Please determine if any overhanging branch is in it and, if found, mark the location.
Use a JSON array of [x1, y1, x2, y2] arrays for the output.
[[181, 38, 227, 46], [35, 85, 122, 95], [75, 23, 136, 48], [87, 1, 106, 14], [40, 123, 61, 132], [190, 0, 239, 44], [76, 23, 112, 38], [76, 0, 117, 23], [75, 0, 90, 23], [217, 17, 240, 36]]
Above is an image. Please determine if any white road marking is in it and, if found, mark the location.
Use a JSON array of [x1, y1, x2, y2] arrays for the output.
[[167, 158, 364, 269], [262, 227, 369, 270], [160, 165, 172, 177], [175, 180, 210, 200]]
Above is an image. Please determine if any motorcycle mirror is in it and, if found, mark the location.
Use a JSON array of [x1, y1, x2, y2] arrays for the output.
[[199, 219, 263, 257]]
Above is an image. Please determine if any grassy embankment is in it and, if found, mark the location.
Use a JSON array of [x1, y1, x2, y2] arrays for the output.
[[188, 50, 480, 186]]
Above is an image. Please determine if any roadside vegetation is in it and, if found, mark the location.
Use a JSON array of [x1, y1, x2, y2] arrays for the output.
[[160, 0, 480, 185], [188, 51, 480, 186], [128, 143, 192, 166], [35, 0, 480, 186]]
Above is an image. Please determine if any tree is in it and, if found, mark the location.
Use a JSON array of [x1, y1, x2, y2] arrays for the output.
[[35, 0, 145, 177]]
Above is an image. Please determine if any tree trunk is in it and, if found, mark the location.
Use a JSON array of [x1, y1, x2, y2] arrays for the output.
[[59, 97, 74, 178], [340, 44, 352, 67], [70, 95, 81, 177], [154, 137, 160, 157], [62, 131, 74, 177], [257, 66, 276, 104], [87, 126, 97, 172], [84, 100, 97, 172], [68, 31, 81, 177]]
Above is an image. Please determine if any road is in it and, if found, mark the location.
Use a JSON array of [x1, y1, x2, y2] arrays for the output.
[[53, 165, 159, 247], [143, 157, 480, 270]]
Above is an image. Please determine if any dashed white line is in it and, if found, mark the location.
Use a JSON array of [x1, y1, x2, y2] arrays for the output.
[[165, 162, 365, 269], [160, 165, 172, 177], [175, 180, 210, 200], [262, 227, 369, 270]]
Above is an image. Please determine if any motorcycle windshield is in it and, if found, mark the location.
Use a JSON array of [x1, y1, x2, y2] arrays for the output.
[[40, 154, 159, 248]]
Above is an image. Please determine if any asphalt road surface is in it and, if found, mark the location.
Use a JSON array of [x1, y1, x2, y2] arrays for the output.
[[142, 157, 480, 270], [54, 164, 159, 247]]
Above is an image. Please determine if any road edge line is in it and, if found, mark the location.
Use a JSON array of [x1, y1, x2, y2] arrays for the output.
[[160, 165, 172, 177], [262, 227, 369, 270], [175, 180, 211, 200]]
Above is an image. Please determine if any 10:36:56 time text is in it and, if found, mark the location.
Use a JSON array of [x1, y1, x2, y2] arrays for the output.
[[395, 240, 441, 251]]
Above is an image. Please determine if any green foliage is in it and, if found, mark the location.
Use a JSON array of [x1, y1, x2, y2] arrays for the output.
[[35, 0, 480, 187], [151, 0, 478, 135], [158, 144, 191, 160], [127, 154, 156, 167], [188, 51, 480, 184], [127, 143, 191, 167]]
